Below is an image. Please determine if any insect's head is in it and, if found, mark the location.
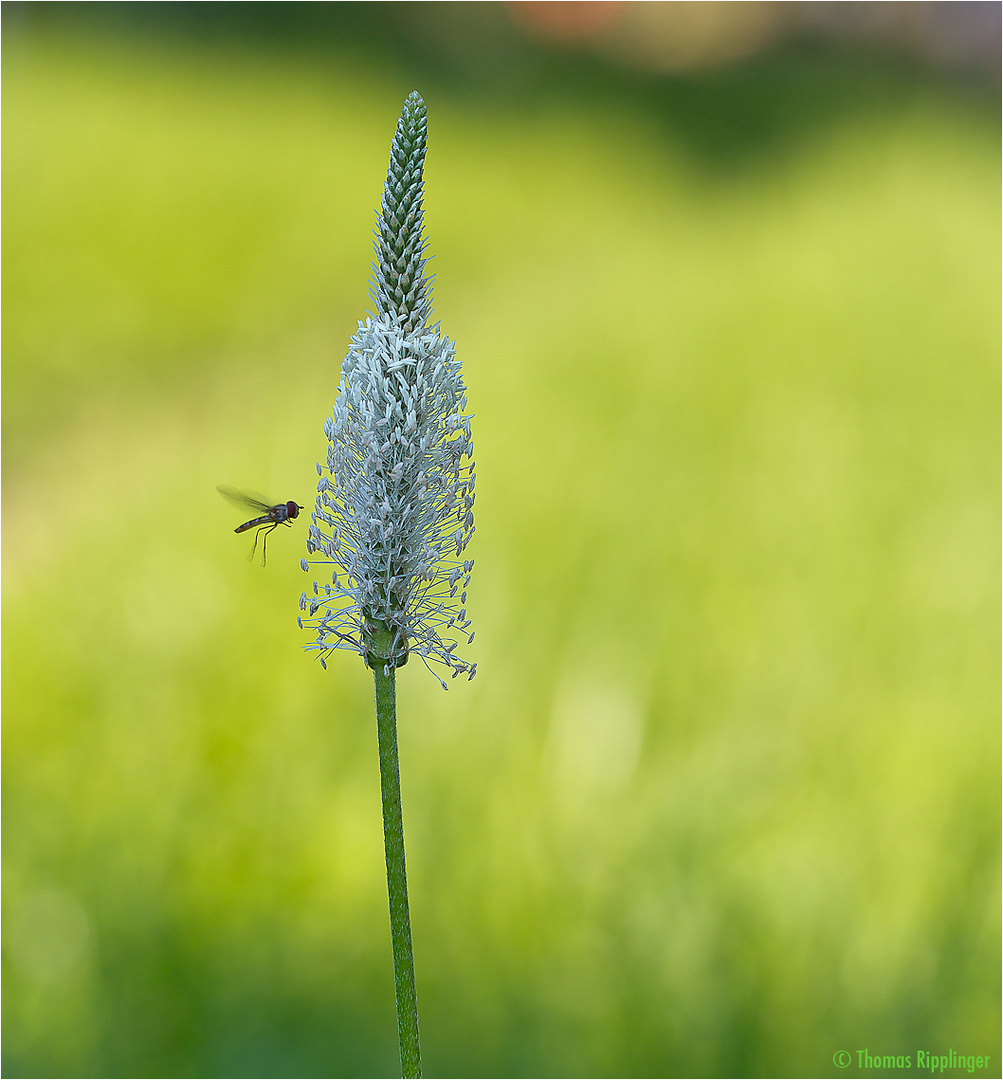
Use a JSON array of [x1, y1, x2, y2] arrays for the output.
[[287, 501, 304, 519]]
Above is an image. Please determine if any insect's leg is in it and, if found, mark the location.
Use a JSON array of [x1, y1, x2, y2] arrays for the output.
[[245, 522, 267, 565], [259, 523, 279, 567]]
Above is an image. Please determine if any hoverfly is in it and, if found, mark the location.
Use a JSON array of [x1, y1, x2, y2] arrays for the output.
[[217, 485, 304, 566]]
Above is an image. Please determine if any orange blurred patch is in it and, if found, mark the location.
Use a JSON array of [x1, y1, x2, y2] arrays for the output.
[[506, 1, 627, 42]]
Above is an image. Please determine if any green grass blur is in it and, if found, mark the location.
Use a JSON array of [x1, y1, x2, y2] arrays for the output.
[[3, 16, 1000, 1080]]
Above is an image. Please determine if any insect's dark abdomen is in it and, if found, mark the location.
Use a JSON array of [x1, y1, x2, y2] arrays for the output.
[[234, 515, 270, 534]]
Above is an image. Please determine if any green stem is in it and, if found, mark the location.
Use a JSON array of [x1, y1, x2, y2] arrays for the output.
[[373, 661, 422, 1078]]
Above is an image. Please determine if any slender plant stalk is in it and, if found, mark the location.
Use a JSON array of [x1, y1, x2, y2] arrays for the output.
[[373, 660, 421, 1078]]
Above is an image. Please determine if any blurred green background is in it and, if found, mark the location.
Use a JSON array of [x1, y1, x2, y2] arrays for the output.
[[3, 3, 999, 1077]]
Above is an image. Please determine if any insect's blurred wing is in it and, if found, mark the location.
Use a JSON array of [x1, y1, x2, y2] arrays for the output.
[[216, 485, 276, 514]]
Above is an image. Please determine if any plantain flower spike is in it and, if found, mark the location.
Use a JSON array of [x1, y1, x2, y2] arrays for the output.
[[301, 92, 475, 688]]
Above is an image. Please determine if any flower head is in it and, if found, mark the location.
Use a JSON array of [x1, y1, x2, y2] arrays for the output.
[[300, 92, 475, 687]]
